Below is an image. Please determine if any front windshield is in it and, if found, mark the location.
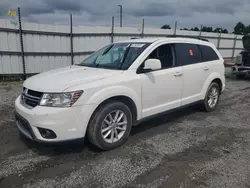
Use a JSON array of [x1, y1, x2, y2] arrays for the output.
[[77, 42, 150, 70]]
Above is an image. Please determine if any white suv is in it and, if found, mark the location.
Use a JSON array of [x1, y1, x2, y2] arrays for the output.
[[15, 37, 225, 150]]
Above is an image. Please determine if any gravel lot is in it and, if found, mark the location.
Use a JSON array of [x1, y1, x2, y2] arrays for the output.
[[0, 68, 250, 188]]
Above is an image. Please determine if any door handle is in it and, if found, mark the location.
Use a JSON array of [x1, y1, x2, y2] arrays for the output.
[[174, 72, 183, 77], [204, 66, 209, 71]]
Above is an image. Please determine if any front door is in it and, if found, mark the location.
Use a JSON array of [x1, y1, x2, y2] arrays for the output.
[[139, 44, 183, 118]]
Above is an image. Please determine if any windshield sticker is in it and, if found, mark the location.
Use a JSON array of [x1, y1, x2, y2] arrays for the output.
[[131, 44, 145, 48]]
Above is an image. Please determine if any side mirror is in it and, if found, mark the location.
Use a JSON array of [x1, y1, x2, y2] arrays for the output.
[[143, 59, 162, 72]]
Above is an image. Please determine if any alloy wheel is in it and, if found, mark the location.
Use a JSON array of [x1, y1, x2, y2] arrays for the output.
[[101, 110, 128, 143]]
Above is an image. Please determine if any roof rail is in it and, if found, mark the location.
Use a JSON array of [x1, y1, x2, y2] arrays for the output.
[[166, 35, 209, 42], [130, 36, 209, 42]]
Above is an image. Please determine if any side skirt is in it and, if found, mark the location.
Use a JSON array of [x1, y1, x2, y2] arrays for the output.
[[133, 100, 203, 126]]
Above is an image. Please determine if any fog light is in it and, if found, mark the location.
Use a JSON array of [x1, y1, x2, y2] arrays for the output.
[[38, 127, 57, 139]]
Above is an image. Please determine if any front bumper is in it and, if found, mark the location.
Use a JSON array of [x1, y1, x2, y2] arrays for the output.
[[232, 66, 250, 75], [15, 95, 95, 142]]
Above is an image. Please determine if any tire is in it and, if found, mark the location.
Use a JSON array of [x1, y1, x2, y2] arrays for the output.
[[87, 100, 132, 151], [201, 82, 220, 112]]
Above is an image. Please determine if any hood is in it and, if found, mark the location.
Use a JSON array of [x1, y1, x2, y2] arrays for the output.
[[23, 65, 122, 92]]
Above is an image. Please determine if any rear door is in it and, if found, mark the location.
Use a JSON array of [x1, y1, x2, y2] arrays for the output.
[[174, 43, 208, 106], [199, 44, 222, 81]]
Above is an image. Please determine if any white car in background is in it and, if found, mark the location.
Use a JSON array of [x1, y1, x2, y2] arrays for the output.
[[15, 37, 225, 150]]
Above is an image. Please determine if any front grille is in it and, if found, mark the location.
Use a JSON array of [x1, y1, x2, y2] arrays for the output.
[[21, 87, 43, 108], [27, 89, 43, 98]]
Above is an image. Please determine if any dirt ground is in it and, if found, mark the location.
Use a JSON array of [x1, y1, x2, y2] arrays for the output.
[[0, 68, 250, 188]]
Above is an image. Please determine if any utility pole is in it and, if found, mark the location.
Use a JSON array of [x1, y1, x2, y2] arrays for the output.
[[118, 5, 122, 27], [174, 21, 177, 35]]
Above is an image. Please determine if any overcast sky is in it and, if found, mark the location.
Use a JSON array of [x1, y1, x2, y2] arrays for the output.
[[0, 0, 249, 31]]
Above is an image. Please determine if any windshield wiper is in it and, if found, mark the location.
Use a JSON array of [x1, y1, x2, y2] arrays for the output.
[[102, 44, 114, 56], [95, 45, 114, 68], [92, 56, 99, 67]]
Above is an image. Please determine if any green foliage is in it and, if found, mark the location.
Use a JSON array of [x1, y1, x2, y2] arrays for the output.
[[161, 25, 171, 29], [234, 22, 245, 35], [160, 22, 250, 35]]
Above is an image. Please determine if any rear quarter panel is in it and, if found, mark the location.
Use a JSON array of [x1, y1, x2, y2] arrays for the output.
[[201, 58, 225, 99]]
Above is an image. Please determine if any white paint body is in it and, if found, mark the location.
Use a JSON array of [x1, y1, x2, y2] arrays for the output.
[[15, 38, 225, 142]]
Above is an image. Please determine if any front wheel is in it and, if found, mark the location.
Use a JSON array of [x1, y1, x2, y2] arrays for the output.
[[87, 101, 132, 150], [202, 82, 220, 112]]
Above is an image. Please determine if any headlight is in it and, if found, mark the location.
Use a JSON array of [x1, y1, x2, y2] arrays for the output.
[[40, 90, 83, 107]]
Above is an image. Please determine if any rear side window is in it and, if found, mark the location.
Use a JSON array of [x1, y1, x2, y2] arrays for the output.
[[199, 45, 219, 62], [174, 43, 202, 66]]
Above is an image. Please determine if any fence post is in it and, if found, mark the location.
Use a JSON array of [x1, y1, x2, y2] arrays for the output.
[[217, 33, 221, 49], [141, 19, 145, 38], [70, 14, 74, 65], [199, 25, 203, 39], [111, 16, 114, 43], [232, 35, 237, 59], [18, 7, 26, 80], [174, 21, 177, 36]]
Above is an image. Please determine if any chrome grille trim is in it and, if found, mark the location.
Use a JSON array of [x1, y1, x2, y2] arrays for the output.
[[21, 87, 43, 109]]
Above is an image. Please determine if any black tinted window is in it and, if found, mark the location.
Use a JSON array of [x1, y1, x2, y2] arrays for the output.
[[147, 44, 174, 69], [199, 45, 219, 62], [174, 43, 202, 66]]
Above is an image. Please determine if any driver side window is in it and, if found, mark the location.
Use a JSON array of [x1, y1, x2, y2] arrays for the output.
[[145, 44, 174, 69]]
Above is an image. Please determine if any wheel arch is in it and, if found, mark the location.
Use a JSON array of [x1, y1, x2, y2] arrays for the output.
[[86, 95, 137, 150], [211, 78, 223, 93], [201, 73, 224, 99], [89, 95, 138, 125]]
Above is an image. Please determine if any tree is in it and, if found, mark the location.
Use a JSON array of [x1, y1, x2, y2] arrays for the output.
[[180, 27, 199, 31], [214, 28, 222, 33], [161, 25, 171, 29], [222, 29, 228, 33], [158, 23, 233, 34], [234, 22, 245, 35], [201, 26, 213, 32], [213, 27, 229, 33], [193, 27, 199, 31], [244, 25, 250, 35], [207, 27, 213, 32]]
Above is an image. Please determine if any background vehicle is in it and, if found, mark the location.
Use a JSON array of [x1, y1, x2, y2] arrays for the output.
[[15, 37, 225, 150], [232, 34, 250, 78]]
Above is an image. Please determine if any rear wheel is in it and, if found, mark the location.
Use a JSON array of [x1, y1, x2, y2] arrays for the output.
[[87, 101, 132, 150], [201, 82, 220, 112]]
